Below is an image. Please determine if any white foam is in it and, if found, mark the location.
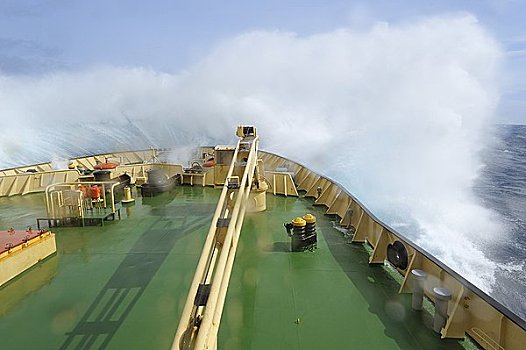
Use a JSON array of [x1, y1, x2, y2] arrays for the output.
[[0, 14, 509, 292]]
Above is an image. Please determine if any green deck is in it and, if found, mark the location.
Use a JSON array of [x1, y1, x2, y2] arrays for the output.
[[0, 187, 478, 349]]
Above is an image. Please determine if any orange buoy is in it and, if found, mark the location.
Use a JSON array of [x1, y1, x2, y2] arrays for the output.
[[78, 185, 88, 198], [89, 185, 101, 200], [203, 158, 215, 167]]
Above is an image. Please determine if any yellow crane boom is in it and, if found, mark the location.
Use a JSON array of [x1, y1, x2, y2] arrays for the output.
[[173, 126, 260, 350]]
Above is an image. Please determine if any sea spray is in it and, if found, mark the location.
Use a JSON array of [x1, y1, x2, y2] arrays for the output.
[[0, 15, 504, 292]]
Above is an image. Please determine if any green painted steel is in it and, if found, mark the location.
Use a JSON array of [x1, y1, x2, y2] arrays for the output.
[[0, 187, 478, 349]]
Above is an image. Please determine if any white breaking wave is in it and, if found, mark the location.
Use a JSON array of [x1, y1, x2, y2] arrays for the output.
[[0, 14, 505, 291]]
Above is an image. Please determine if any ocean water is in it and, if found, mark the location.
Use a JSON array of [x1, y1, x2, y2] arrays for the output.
[[474, 124, 526, 320]]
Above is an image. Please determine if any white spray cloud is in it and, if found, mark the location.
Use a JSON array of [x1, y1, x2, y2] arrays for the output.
[[0, 14, 503, 290]]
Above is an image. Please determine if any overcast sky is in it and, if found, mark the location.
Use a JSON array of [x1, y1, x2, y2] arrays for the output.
[[0, 0, 524, 123]]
